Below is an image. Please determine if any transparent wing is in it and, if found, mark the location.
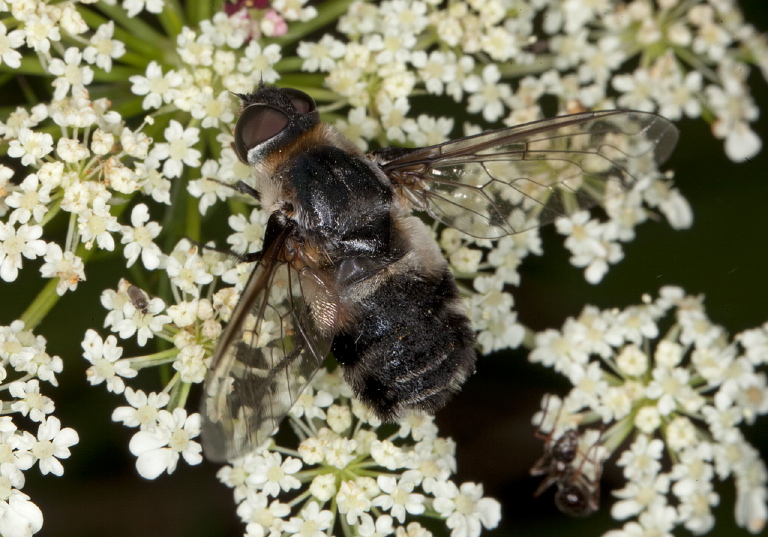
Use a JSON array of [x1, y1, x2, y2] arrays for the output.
[[201, 240, 332, 463], [378, 110, 679, 239]]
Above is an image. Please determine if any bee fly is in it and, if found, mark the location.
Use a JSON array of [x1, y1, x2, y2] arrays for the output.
[[201, 84, 679, 462]]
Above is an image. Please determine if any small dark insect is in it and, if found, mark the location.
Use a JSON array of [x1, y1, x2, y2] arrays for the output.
[[201, 84, 679, 462], [126, 283, 149, 315], [530, 397, 605, 516]]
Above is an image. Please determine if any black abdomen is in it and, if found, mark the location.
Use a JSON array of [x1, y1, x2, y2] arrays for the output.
[[331, 265, 476, 421]]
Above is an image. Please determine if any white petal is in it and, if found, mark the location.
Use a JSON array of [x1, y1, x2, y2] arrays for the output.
[[135, 448, 174, 480]]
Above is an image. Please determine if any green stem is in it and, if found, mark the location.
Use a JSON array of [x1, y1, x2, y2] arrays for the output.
[[274, 56, 303, 73], [168, 379, 191, 410], [77, 4, 110, 31], [4, 56, 46, 76], [187, 0, 221, 25], [113, 51, 156, 70], [0, 72, 15, 87], [108, 95, 149, 120], [127, 347, 179, 365], [19, 278, 61, 331], [186, 184, 201, 242], [157, 0, 186, 39], [39, 198, 62, 227]]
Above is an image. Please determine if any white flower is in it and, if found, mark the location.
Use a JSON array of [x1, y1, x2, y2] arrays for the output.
[[432, 481, 501, 537], [172, 344, 207, 384], [612, 473, 670, 519], [735, 463, 768, 534], [112, 388, 170, 429], [411, 50, 456, 95], [1, 324, 62, 386], [337, 480, 373, 526], [39, 243, 86, 295], [0, 22, 24, 69], [282, 501, 334, 537], [187, 161, 233, 215], [0, 222, 47, 282], [123, 0, 165, 17], [298, 34, 345, 72], [47, 47, 93, 101], [28, 417, 78, 476], [148, 120, 201, 179], [634, 405, 662, 434], [557, 213, 623, 283], [120, 204, 162, 270], [112, 296, 171, 347], [226, 208, 268, 254], [129, 409, 202, 479], [0, 491, 43, 537], [464, 64, 511, 122], [326, 404, 353, 434], [372, 475, 425, 523], [82, 21, 125, 72], [129, 61, 182, 110], [7, 129, 53, 167], [289, 386, 332, 422], [77, 195, 122, 251], [616, 435, 664, 480], [4, 174, 50, 225], [81, 329, 137, 394], [165, 247, 214, 296], [247, 452, 302, 497], [308, 473, 337, 502], [481, 25, 519, 62], [236, 494, 291, 536], [238, 41, 282, 83], [334, 107, 380, 151], [721, 120, 762, 162], [23, 13, 61, 54], [604, 501, 678, 537], [9, 380, 54, 423], [645, 365, 696, 415], [357, 513, 394, 537]]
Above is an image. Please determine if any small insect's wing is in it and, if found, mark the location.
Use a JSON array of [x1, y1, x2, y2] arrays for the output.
[[377, 110, 679, 239], [201, 240, 332, 463]]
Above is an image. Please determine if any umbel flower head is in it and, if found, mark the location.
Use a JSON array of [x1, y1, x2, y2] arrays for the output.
[[215, 367, 501, 537], [0, 0, 765, 536], [530, 287, 768, 535]]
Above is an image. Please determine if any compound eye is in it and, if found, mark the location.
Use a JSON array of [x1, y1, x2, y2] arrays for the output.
[[283, 88, 316, 115], [234, 105, 289, 163]]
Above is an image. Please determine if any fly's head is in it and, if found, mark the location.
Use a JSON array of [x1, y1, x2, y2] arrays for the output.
[[232, 85, 320, 167]]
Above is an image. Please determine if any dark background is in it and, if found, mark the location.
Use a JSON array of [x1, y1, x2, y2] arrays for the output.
[[2, 2, 767, 536]]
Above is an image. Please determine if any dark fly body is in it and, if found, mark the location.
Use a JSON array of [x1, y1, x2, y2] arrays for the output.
[[126, 284, 149, 315], [201, 84, 679, 463]]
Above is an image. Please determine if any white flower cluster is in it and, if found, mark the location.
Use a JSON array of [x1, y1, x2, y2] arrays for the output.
[[0, 322, 78, 537], [0, 1, 765, 536], [0, 0, 314, 294], [217, 367, 501, 537], [93, 259, 502, 536], [530, 287, 768, 535], [293, 0, 706, 354], [299, 0, 765, 161], [95, 264, 241, 479]]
